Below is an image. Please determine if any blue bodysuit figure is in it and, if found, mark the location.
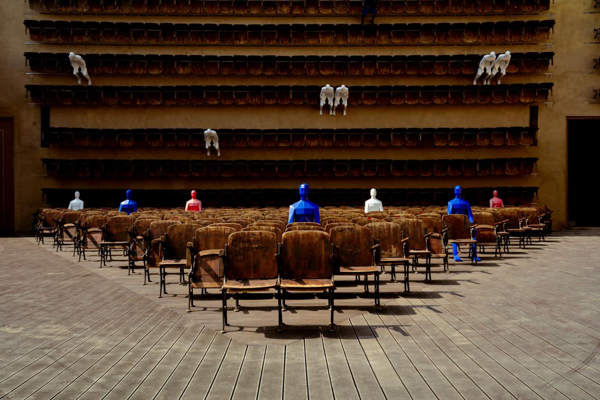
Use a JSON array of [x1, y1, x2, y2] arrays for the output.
[[119, 189, 138, 215], [288, 183, 320, 224], [447, 186, 480, 262]]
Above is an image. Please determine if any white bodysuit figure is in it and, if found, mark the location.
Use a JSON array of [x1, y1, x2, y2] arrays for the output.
[[69, 52, 92, 85], [320, 84, 335, 115], [68, 191, 84, 211], [490, 51, 511, 85], [333, 85, 349, 116], [473, 52, 496, 85], [364, 188, 384, 213], [204, 129, 220, 156]]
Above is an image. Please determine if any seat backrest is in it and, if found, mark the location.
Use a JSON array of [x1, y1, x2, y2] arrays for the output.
[[281, 230, 332, 279], [393, 218, 427, 250], [134, 218, 157, 236], [43, 209, 63, 227], [241, 225, 282, 243], [321, 217, 351, 227], [519, 207, 538, 223], [329, 225, 373, 267], [418, 216, 443, 234], [253, 219, 286, 232], [285, 225, 325, 232], [209, 222, 243, 232], [287, 222, 321, 228], [105, 216, 134, 241], [500, 208, 521, 229], [61, 211, 81, 224], [84, 214, 106, 229], [324, 222, 354, 234], [364, 211, 387, 219], [165, 223, 202, 260], [365, 222, 404, 258], [442, 214, 471, 240], [226, 218, 255, 228], [149, 220, 181, 240], [473, 211, 495, 226], [195, 226, 235, 251], [226, 231, 278, 280]]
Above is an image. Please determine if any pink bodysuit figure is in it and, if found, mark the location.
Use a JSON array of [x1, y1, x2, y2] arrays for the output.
[[489, 190, 505, 208], [185, 190, 202, 212]]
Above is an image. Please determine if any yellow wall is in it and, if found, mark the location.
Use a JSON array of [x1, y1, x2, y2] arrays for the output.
[[1, 0, 599, 232]]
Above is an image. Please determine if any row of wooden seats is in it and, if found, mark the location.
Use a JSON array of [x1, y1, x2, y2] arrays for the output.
[[24, 20, 556, 45], [41, 157, 539, 178], [37, 205, 551, 331], [26, 52, 555, 76], [40, 187, 541, 208], [28, 0, 552, 15], [42, 126, 537, 148], [26, 84, 555, 106]]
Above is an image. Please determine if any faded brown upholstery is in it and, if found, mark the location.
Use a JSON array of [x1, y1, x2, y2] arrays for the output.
[[221, 231, 279, 331], [329, 225, 381, 303], [279, 230, 335, 330]]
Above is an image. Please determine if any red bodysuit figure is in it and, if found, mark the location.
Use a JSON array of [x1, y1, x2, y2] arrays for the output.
[[185, 190, 202, 212], [489, 190, 505, 208]]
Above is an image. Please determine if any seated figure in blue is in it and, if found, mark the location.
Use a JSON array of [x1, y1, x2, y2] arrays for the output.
[[119, 189, 138, 215], [448, 186, 480, 262], [288, 183, 320, 224]]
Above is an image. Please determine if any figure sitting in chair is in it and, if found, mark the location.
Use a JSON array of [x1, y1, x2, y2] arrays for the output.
[[489, 190, 505, 208], [68, 191, 84, 211], [361, 0, 378, 25], [185, 190, 202, 212], [119, 189, 138, 215], [448, 186, 480, 262], [364, 188, 384, 213], [288, 183, 320, 224]]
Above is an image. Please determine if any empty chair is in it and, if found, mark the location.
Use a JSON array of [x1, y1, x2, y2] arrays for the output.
[[187, 226, 236, 312], [329, 225, 381, 304], [366, 222, 410, 289], [278, 230, 335, 331], [221, 231, 279, 331]]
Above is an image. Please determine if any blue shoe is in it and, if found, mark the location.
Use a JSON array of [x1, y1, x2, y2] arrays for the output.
[[475, 256, 481, 262], [454, 256, 463, 262]]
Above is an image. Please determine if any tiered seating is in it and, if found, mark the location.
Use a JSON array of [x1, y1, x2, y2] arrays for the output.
[[26, 84, 555, 106], [25, 52, 555, 76], [41, 127, 538, 148], [28, 0, 552, 15], [41, 157, 539, 179], [24, 20, 556, 45]]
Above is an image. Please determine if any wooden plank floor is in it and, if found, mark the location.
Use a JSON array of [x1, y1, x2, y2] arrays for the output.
[[1, 229, 600, 399]]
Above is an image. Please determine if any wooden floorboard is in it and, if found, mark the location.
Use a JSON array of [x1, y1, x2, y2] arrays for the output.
[[1, 230, 599, 400]]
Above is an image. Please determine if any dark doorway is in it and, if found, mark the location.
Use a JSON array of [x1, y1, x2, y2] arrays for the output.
[[0, 118, 15, 235], [568, 118, 600, 227]]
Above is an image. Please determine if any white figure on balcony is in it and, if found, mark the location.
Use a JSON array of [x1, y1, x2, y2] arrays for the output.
[[490, 51, 511, 85], [473, 52, 496, 85], [364, 188, 384, 213], [68, 191, 84, 211], [69, 52, 92, 85], [319, 84, 335, 115], [204, 129, 220, 157], [333, 85, 349, 116]]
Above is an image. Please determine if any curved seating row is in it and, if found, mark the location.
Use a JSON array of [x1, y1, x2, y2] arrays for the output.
[[41, 157, 539, 178], [42, 126, 537, 148], [24, 20, 556, 45], [28, 0, 552, 15], [25, 52, 555, 76], [26, 84, 555, 106]]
